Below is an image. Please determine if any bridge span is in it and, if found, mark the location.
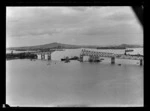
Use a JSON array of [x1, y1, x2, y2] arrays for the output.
[[79, 49, 144, 65]]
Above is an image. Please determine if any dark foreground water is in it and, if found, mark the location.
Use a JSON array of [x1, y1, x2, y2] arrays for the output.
[[6, 59, 143, 107]]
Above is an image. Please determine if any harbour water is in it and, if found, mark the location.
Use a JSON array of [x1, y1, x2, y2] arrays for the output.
[[6, 48, 143, 107]]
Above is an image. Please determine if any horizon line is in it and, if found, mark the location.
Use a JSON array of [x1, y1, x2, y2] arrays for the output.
[[6, 42, 143, 49]]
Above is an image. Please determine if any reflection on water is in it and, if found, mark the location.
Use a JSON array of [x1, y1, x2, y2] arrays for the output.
[[6, 48, 143, 107]]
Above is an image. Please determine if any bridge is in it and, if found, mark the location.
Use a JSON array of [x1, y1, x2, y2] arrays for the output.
[[79, 49, 144, 65], [33, 51, 52, 60], [31, 49, 63, 60]]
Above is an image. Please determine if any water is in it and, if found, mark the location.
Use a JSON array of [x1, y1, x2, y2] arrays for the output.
[[6, 48, 143, 107]]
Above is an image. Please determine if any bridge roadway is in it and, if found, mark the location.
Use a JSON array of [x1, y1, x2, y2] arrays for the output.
[[80, 49, 143, 60]]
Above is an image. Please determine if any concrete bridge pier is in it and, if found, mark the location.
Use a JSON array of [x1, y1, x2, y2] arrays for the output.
[[48, 54, 51, 60], [80, 55, 83, 62], [88, 56, 93, 62], [140, 59, 143, 66], [111, 57, 115, 64], [41, 53, 45, 60], [37, 54, 41, 59]]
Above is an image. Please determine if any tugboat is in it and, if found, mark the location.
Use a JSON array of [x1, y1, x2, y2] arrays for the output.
[[64, 58, 70, 63], [64, 60, 70, 63], [70, 56, 79, 60], [61, 56, 67, 61], [61, 58, 65, 61], [63, 56, 70, 63]]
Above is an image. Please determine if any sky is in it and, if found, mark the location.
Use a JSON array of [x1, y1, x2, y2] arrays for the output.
[[6, 6, 143, 47]]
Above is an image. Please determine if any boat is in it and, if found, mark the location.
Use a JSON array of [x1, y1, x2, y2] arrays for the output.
[[64, 58, 70, 63], [69, 56, 79, 60], [61, 56, 67, 61], [65, 60, 70, 63], [61, 56, 70, 63], [61, 58, 66, 61]]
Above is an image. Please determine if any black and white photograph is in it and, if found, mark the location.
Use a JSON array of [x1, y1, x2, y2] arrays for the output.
[[6, 6, 143, 107]]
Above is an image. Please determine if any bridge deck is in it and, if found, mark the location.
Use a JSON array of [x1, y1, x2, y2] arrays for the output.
[[81, 49, 143, 60]]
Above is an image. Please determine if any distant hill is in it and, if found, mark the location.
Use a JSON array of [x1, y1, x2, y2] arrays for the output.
[[116, 44, 143, 48], [97, 44, 143, 49], [7, 42, 80, 51], [7, 42, 143, 51]]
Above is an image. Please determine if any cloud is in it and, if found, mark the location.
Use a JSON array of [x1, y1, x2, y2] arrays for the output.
[[71, 7, 89, 11], [72, 19, 143, 41], [71, 6, 102, 12], [6, 6, 143, 47], [6, 7, 92, 38], [7, 28, 64, 38], [105, 12, 135, 22]]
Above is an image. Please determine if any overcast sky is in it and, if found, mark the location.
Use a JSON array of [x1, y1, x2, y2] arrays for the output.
[[6, 6, 143, 47]]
